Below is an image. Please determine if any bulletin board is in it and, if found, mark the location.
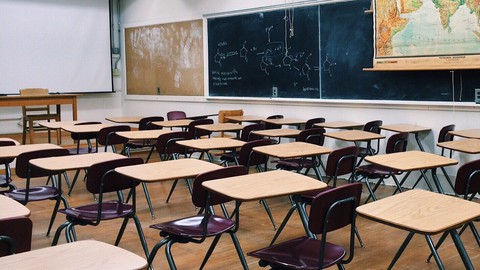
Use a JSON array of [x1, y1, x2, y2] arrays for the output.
[[125, 19, 204, 96]]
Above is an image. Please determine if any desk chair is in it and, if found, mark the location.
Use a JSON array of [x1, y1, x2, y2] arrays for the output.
[[356, 120, 383, 166], [124, 116, 164, 161], [70, 121, 102, 154], [0, 217, 33, 257], [146, 166, 249, 269], [97, 125, 130, 153], [167, 111, 186, 120], [3, 148, 70, 236], [19, 88, 60, 145], [355, 132, 409, 203], [305, 117, 326, 129], [249, 183, 362, 270], [438, 124, 455, 158], [264, 114, 283, 130], [51, 158, 149, 260]]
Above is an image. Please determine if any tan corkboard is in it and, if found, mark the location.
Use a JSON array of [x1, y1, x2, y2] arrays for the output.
[[125, 20, 204, 96]]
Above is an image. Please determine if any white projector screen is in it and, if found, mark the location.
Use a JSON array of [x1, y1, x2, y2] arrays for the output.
[[0, 0, 113, 94]]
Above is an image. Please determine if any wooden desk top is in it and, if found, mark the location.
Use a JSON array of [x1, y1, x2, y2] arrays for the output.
[[176, 137, 245, 151], [314, 121, 363, 129], [115, 158, 222, 183], [195, 123, 244, 132], [116, 129, 172, 140], [38, 121, 81, 129], [151, 119, 192, 128], [449, 129, 480, 139], [203, 170, 327, 201], [29, 152, 126, 172], [380, 123, 431, 133], [62, 124, 111, 133], [365, 150, 458, 171], [105, 116, 143, 124], [437, 138, 480, 154], [0, 195, 30, 220], [224, 115, 265, 123], [251, 128, 301, 138], [0, 240, 147, 270], [324, 130, 385, 142], [262, 118, 305, 126], [357, 189, 480, 234], [253, 141, 332, 159], [0, 143, 62, 159]]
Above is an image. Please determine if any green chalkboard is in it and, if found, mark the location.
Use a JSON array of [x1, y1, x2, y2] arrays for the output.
[[207, 0, 480, 101]]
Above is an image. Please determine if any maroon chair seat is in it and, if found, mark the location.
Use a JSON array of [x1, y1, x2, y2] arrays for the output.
[[3, 148, 70, 236], [147, 166, 249, 269], [249, 183, 362, 270], [60, 201, 134, 221]]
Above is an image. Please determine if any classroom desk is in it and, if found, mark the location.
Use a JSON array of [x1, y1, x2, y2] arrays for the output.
[[0, 138, 20, 145], [176, 138, 246, 163], [202, 170, 327, 239], [38, 121, 82, 145], [195, 123, 244, 138], [449, 129, 480, 139], [186, 113, 219, 120], [0, 240, 147, 270], [253, 141, 332, 180], [224, 115, 265, 123], [116, 129, 172, 141], [61, 123, 111, 134], [29, 152, 126, 196], [105, 116, 143, 124], [251, 128, 301, 139], [380, 124, 431, 151], [324, 130, 385, 155], [365, 151, 458, 194], [437, 138, 480, 154], [0, 195, 30, 220], [0, 94, 78, 121], [262, 118, 306, 128], [0, 143, 62, 159], [151, 119, 192, 129], [314, 121, 364, 129], [356, 189, 480, 270]]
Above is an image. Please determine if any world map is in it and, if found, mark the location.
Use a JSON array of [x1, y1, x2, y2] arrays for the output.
[[374, 0, 480, 69]]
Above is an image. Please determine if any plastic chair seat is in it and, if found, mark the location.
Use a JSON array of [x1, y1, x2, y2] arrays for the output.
[[297, 187, 332, 204], [59, 201, 133, 221], [276, 158, 315, 171], [151, 215, 235, 238], [219, 152, 238, 163], [249, 236, 346, 270], [356, 164, 401, 178], [4, 186, 60, 202]]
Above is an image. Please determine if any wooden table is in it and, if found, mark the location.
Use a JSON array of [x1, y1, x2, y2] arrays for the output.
[[0, 195, 30, 220], [449, 129, 480, 139], [365, 151, 458, 194], [0, 143, 62, 159], [0, 240, 147, 269], [357, 189, 480, 270], [225, 115, 265, 123], [262, 118, 305, 128], [380, 124, 432, 151], [105, 116, 143, 124], [0, 94, 78, 121], [195, 123, 244, 138], [62, 123, 111, 134], [324, 130, 385, 143], [203, 170, 327, 239], [116, 129, 172, 141], [314, 121, 364, 129], [151, 119, 192, 129], [253, 141, 332, 180], [437, 138, 480, 154], [176, 138, 245, 163], [38, 121, 82, 145]]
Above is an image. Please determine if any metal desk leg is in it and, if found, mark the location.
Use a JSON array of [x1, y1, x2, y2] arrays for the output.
[[414, 132, 425, 152], [450, 229, 475, 270], [387, 231, 415, 270]]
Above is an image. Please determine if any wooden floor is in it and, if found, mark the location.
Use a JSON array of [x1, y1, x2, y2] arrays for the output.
[[3, 132, 480, 269]]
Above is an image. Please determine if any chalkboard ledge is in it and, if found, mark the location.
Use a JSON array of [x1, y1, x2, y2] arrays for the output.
[[363, 67, 480, 71]]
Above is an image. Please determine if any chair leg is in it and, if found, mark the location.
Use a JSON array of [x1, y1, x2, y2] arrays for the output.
[[68, 169, 81, 196], [51, 221, 70, 245], [147, 238, 170, 268], [165, 240, 178, 270], [200, 234, 222, 269], [46, 198, 62, 236], [115, 217, 130, 246], [133, 215, 150, 259], [260, 199, 277, 230], [229, 232, 249, 270], [270, 204, 296, 246]]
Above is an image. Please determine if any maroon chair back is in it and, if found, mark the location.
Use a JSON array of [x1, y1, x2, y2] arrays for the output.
[[86, 158, 143, 194], [454, 159, 480, 198], [156, 131, 194, 159], [70, 121, 101, 140], [0, 217, 33, 257], [97, 125, 131, 150], [305, 117, 326, 129], [325, 146, 358, 187], [363, 120, 382, 134], [187, 119, 214, 138], [15, 148, 70, 179], [309, 182, 362, 234], [167, 111, 186, 120], [192, 165, 247, 207], [438, 124, 455, 143], [237, 139, 275, 169], [264, 115, 283, 130], [297, 127, 325, 146], [139, 116, 164, 130], [240, 123, 265, 142], [385, 132, 409, 154]]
